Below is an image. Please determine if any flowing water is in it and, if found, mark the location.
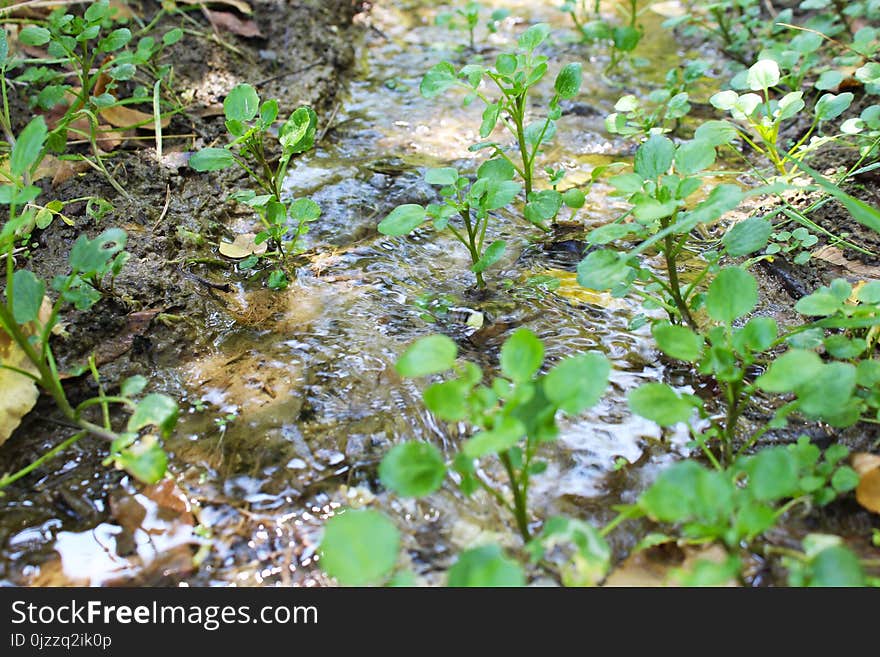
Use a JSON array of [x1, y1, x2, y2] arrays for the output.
[[1, 0, 724, 586]]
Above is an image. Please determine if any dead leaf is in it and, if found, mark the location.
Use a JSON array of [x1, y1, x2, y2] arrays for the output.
[[0, 297, 52, 446], [142, 479, 192, 517], [108, 0, 138, 19], [604, 543, 736, 587], [219, 232, 268, 259], [852, 453, 880, 514], [812, 245, 880, 280], [100, 105, 170, 130], [539, 269, 629, 310], [205, 9, 263, 37], [83, 308, 163, 371], [176, 0, 253, 15]]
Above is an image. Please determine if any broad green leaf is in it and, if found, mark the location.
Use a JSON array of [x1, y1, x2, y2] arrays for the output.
[[807, 546, 865, 587], [855, 62, 880, 85], [628, 383, 697, 426], [612, 25, 641, 51], [678, 184, 743, 226], [290, 197, 321, 222], [795, 290, 842, 316], [482, 180, 521, 210], [723, 217, 772, 256], [378, 204, 427, 236], [118, 440, 167, 484], [652, 323, 704, 362], [120, 375, 148, 397], [69, 228, 127, 274], [543, 352, 610, 414], [740, 447, 800, 501], [796, 362, 856, 420], [126, 393, 179, 437], [472, 240, 506, 274], [756, 350, 824, 393], [396, 334, 457, 377], [462, 416, 526, 458], [747, 59, 780, 90], [500, 328, 544, 383], [634, 134, 674, 179], [705, 267, 757, 324], [831, 466, 860, 493], [10, 270, 44, 326], [320, 510, 400, 586], [425, 167, 459, 186], [379, 442, 447, 497], [421, 62, 458, 98], [480, 103, 501, 137], [279, 106, 317, 154], [424, 379, 470, 420], [675, 139, 716, 176], [814, 92, 853, 121], [577, 249, 632, 290], [562, 188, 585, 209], [447, 545, 526, 587], [85, 1, 110, 22], [524, 189, 563, 223], [477, 158, 515, 182], [98, 28, 132, 52], [223, 83, 260, 122], [734, 316, 777, 353], [554, 62, 583, 98], [10, 116, 48, 178], [639, 461, 734, 524], [189, 147, 236, 171], [518, 23, 551, 51], [18, 26, 51, 46]]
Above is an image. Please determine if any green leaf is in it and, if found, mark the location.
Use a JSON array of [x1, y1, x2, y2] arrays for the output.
[[85, 1, 110, 22], [807, 545, 865, 587], [117, 440, 167, 484], [518, 23, 551, 51], [120, 375, 148, 397], [705, 268, 757, 324], [477, 158, 515, 182], [279, 106, 318, 154], [471, 240, 506, 274], [420, 62, 459, 98], [69, 228, 127, 274], [127, 393, 179, 437], [525, 190, 563, 224], [11, 270, 45, 325], [577, 249, 632, 290], [628, 383, 697, 426], [98, 28, 132, 52], [723, 217, 772, 256], [425, 167, 459, 186], [639, 461, 734, 524], [734, 316, 777, 353], [795, 290, 843, 316], [396, 334, 457, 377], [189, 147, 236, 171], [831, 466, 860, 493], [543, 352, 610, 414], [463, 416, 526, 458], [482, 180, 521, 210], [378, 204, 427, 236], [554, 62, 582, 98], [740, 447, 800, 501], [260, 99, 279, 126], [424, 379, 470, 420], [500, 328, 544, 383], [756, 350, 824, 393], [448, 545, 527, 588], [796, 362, 856, 420], [319, 510, 400, 586], [652, 322, 704, 362], [675, 139, 716, 176], [747, 59, 780, 90], [223, 83, 260, 122], [10, 116, 48, 178], [857, 281, 880, 304], [379, 442, 447, 497], [480, 103, 500, 138], [694, 120, 738, 146], [18, 26, 51, 46], [562, 188, 585, 209], [791, 160, 880, 236], [814, 92, 853, 121], [856, 62, 880, 85], [679, 184, 743, 226], [634, 135, 674, 179], [289, 198, 321, 222]]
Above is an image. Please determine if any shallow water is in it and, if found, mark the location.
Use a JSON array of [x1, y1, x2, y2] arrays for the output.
[[1, 0, 721, 586]]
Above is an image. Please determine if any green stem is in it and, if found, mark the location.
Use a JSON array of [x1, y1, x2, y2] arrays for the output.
[[0, 431, 87, 489], [499, 450, 530, 541]]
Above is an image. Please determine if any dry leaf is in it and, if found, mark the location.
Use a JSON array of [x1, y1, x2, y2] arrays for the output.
[[143, 479, 192, 518], [219, 232, 268, 259], [540, 269, 629, 310], [812, 245, 880, 280], [0, 296, 52, 446], [205, 9, 263, 37], [604, 543, 735, 587], [852, 453, 880, 514], [176, 0, 253, 15], [100, 105, 170, 130], [108, 0, 138, 19]]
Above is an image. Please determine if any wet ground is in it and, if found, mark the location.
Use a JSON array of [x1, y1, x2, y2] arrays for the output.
[[1, 0, 877, 586]]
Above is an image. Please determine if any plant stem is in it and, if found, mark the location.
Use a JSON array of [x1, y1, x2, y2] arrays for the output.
[[499, 450, 530, 541], [661, 218, 697, 329], [0, 431, 86, 489]]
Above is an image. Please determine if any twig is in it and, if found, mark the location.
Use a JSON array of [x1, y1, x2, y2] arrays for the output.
[[153, 184, 172, 231]]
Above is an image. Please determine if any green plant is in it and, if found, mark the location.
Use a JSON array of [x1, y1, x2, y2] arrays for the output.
[[435, 2, 510, 51], [2, 1, 183, 195], [420, 23, 584, 228], [189, 83, 320, 290], [709, 58, 854, 176], [560, 0, 642, 73]]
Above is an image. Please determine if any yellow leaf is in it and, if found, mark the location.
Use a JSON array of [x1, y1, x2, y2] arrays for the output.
[[853, 453, 880, 514], [540, 269, 628, 310], [100, 105, 170, 130], [218, 233, 267, 259]]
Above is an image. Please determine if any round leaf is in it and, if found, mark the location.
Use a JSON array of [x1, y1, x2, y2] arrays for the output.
[[628, 383, 696, 426], [223, 83, 260, 122], [378, 204, 427, 236], [706, 268, 757, 324], [500, 328, 544, 383], [379, 442, 447, 497], [447, 545, 525, 587], [320, 510, 400, 586], [396, 334, 457, 377]]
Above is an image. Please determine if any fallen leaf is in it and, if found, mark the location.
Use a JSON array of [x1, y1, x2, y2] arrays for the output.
[[177, 0, 253, 15], [82, 308, 163, 372], [205, 9, 263, 37], [812, 245, 880, 280], [0, 296, 52, 446], [540, 269, 629, 310], [108, 0, 138, 19], [219, 232, 268, 259], [100, 105, 170, 130], [852, 453, 880, 514], [142, 479, 192, 517], [604, 542, 735, 587]]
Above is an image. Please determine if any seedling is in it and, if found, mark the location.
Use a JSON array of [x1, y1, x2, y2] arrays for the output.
[[189, 83, 320, 289], [420, 24, 584, 228], [560, 0, 642, 73], [435, 2, 510, 51]]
